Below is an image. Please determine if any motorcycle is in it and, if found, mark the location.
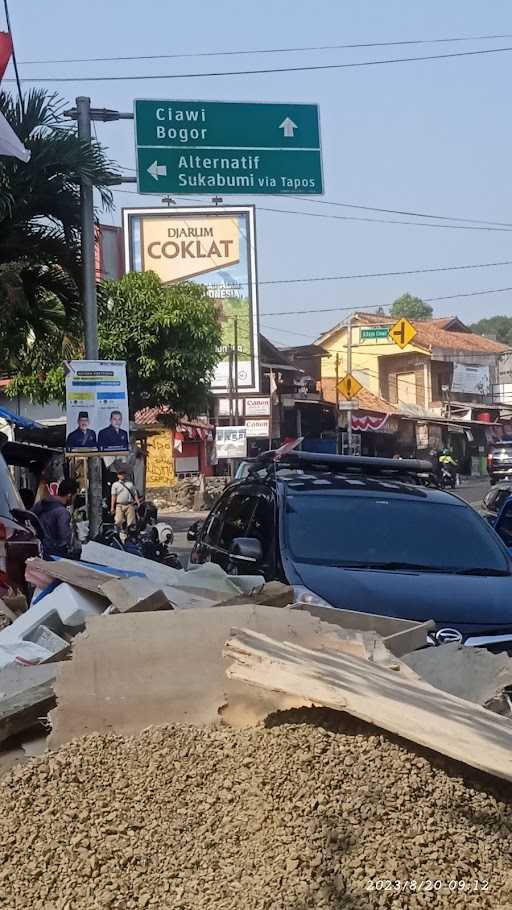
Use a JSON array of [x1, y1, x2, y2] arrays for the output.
[[94, 499, 182, 570], [99, 523, 183, 570], [440, 466, 456, 490]]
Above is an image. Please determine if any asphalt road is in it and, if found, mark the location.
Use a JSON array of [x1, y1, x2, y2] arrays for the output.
[[163, 477, 491, 568]]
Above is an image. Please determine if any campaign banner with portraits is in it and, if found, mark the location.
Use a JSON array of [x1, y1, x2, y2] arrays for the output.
[[65, 360, 130, 455]]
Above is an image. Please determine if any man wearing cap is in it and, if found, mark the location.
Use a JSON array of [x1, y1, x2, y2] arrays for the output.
[[111, 468, 140, 531], [66, 412, 97, 450]]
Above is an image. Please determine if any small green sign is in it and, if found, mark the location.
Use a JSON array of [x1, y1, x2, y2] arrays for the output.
[[360, 327, 389, 340], [135, 100, 323, 195]]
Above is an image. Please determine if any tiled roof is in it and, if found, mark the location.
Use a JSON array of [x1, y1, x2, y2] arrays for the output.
[[321, 377, 398, 415], [318, 312, 509, 355], [134, 406, 213, 429]]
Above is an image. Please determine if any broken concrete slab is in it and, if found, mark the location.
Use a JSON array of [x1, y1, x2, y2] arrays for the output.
[[0, 583, 105, 662], [25, 625, 70, 663], [0, 665, 56, 744], [217, 581, 294, 610], [291, 603, 434, 656], [225, 628, 512, 785], [48, 605, 363, 748], [26, 557, 121, 597], [100, 577, 172, 614], [82, 541, 182, 588], [402, 642, 512, 706]]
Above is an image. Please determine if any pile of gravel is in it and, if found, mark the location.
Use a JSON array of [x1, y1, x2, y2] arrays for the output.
[[1, 713, 511, 909]]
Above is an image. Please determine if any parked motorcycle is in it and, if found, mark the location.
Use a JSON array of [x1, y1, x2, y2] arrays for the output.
[[97, 523, 183, 570]]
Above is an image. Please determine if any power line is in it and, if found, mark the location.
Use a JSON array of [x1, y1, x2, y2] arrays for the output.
[[258, 205, 512, 233], [288, 195, 512, 229], [255, 259, 512, 288], [17, 32, 512, 65], [262, 285, 512, 317], [110, 188, 512, 233], [112, 181, 512, 230], [6, 43, 512, 83]]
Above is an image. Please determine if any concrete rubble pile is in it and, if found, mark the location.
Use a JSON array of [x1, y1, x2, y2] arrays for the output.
[[148, 476, 228, 511], [1, 543, 512, 905]]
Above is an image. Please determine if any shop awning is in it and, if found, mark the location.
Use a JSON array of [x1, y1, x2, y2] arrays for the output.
[[0, 406, 43, 430]]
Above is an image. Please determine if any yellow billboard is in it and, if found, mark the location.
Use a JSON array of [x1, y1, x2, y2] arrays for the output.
[[123, 206, 260, 394], [140, 215, 240, 283]]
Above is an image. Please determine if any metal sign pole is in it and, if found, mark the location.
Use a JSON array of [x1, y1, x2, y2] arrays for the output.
[[335, 352, 340, 454], [76, 96, 102, 539], [346, 315, 353, 455]]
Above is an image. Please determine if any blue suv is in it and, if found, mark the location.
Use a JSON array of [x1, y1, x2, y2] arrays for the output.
[[190, 452, 512, 648]]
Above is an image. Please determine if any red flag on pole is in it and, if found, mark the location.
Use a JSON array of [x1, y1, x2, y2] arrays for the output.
[[0, 32, 13, 80]]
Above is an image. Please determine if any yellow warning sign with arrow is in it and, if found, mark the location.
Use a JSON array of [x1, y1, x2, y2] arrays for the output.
[[337, 372, 363, 401], [388, 317, 417, 350]]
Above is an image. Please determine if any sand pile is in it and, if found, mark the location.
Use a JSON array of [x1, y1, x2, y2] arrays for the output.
[[1, 714, 511, 909]]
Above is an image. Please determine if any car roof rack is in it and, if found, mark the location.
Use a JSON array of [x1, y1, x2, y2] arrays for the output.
[[245, 450, 434, 479]]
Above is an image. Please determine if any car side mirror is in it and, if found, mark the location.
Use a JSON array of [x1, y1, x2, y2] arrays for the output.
[[229, 537, 263, 565], [187, 520, 202, 542]]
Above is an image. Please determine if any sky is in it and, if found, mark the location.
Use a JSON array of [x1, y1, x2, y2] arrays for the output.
[[4, 0, 512, 347]]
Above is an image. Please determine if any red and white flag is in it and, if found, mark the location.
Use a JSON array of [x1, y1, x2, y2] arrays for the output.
[[0, 30, 30, 162], [0, 32, 12, 80]]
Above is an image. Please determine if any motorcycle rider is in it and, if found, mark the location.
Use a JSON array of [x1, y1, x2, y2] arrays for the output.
[[439, 448, 457, 486]]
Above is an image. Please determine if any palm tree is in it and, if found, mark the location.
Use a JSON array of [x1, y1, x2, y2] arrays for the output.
[[0, 88, 120, 279], [0, 89, 120, 391]]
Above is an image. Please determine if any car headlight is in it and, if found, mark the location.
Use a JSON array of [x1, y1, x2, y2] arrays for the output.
[[292, 585, 335, 610]]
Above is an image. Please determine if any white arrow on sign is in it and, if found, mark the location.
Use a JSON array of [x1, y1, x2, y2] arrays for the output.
[[279, 116, 298, 138], [147, 160, 168, 181]]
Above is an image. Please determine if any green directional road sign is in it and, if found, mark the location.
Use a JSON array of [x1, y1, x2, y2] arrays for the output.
[[360, 327, 390, 340], [134, 100, 323, 195]]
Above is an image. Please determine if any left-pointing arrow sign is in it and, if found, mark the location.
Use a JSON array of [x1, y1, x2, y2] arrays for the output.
[[147, 160, 168, 181]]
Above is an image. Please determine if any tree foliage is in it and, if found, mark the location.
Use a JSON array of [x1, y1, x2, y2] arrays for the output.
[[0, 89, 120, 279], [97, 272, 222, 415], [390, 293, 433, 320], [469, 315, 512, 346]]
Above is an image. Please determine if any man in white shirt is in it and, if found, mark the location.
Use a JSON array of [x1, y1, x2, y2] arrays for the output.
[[110, 469, 140, 531]]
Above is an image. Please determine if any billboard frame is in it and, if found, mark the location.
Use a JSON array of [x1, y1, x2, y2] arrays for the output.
[[122, 205, 260, 395]]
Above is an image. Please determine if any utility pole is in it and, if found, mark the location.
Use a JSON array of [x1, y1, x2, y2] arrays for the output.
[[268, 368, 274, 451], [228, 346, 234, 423], [76, 97, 102, 538], [233, 316, 239, 425], [335, 351, 340, 454], [346, 315, 353, 455]]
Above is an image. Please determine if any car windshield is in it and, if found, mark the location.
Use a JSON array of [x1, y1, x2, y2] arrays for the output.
[[0, 453, 24, 519], [284, 492, 510, 575]]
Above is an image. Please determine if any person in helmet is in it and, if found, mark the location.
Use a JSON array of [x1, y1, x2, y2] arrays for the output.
[[439, 448, 457, 483]]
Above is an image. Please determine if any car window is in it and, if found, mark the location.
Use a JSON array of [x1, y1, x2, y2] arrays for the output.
[[201, 491, 233, 547], [284, 492, 510, 574], [217, 492, 257, 551], [248, 495, 274, 556]]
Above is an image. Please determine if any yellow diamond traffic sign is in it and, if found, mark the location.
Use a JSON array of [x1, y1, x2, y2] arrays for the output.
[[388, 317, 417, 350], [337, 372, 363, 401]]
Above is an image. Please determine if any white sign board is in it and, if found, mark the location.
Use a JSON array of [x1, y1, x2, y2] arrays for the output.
[[123, 206, 260, 394], [245, 396, 270, 417], [65, 360, 129, 456], [216, 426, 247, 459], [175, 455, 200, 474], [245, 419, 270, 438], [452, 363, 490, 396]]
